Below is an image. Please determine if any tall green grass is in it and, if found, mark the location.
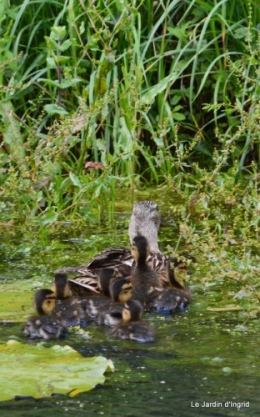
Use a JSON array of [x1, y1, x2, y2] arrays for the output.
[[0, 0, 259, 225]]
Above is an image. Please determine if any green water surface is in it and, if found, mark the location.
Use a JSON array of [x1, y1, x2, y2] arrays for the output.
[[0, 199, 258, 416]]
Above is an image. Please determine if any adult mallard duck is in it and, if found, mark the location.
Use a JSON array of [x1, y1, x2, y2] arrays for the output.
[[56, 201, 171, 295], [109, 299, 155, 343]]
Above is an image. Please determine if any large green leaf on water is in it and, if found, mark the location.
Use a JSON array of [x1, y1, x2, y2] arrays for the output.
[[0, 340, 114, 401], [0, 280, 38, 322]]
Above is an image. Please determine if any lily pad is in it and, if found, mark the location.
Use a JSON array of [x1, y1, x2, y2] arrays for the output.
[[0, 281, 36, 322], [0, 340, 114, 401]]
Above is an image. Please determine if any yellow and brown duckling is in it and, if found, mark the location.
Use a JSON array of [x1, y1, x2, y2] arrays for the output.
[[56, 201, 172, 296], [87, 272, 133, 326], [24, 273, 87, 339], [34, 288, 56, 315], [97, 268, 117, 297], [23, 315, 67, 340], [109, 299, 155, 343], [130, 234, 163, 310], [32, 287, 87, 328], [154, 262, 191, 315], [51, 273, 88, 326], [34, 273, 88, 327], [51, 272, 72, 300]]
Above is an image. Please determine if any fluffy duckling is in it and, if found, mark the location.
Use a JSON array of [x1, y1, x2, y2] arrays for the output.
[[34, 289, 56, 315], [109, 299, 155, 343], [23, 315, 66, 340], [34, 277, 87, 327], [130, 234, 162, 310], [154, 262, 191, 314], [51, 273, 88, 326], [87, 276, 133, 326], [97, 268, 117, 296], [51, 273, 72, 299]]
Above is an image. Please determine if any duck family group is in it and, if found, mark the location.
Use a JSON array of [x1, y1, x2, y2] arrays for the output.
[[23, 201, 191, 343]]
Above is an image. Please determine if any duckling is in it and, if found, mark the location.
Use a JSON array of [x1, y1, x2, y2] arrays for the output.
[[56, 201, 172, 295], [97, 268, 117, 296], [23, 315, 66, 340], [34, 289, 56, 315], [154, 262, 191, 315], [130, 234, 163, 310], [52, 299, 88, 327], [34, 277, 88, 327], [51, 273, 72, 299], [50, 273, 88, 326], [109, 299, 155, 343], [87, 276, 133, 326]]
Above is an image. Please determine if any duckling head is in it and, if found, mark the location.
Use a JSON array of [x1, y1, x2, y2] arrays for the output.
[[98, 268, 116, 296], [122, 299, 143, 322], [52, 273, 72, 300], [129, 201, 160, 251], [34, 289, 56, 315], [131, 234, 150, 265], [166, 261, 186, 290], [110, 277, 133, 303]]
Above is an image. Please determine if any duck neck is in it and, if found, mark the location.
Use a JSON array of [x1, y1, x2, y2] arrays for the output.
[[129, 222, 160, 252], [136, 249, 149, 268]]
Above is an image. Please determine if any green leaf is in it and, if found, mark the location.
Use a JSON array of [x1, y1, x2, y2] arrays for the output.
[[141, 73, 178, 105], [37, 209, 59, 225], [40, 79, 72, 89], [0, 101, 25, 163], [50, 26, 67, 41], [60, 39, 72, 52], [0, 341, 114, 401], [46, 57, 57, 68], [172, 112, 185, 121], [69, 172, 82, 187], [55, 55, 70, 65], [44, 104, 69, 115], [167, 26, 187, 41], [0, 282, 34, 322], [45, 37, 58, 50], [79, 22, 85, 35]]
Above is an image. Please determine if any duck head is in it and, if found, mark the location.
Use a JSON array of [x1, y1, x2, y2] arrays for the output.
[[131, 234, 150, 265], [110, 277, 133, 303], [122, 299, 143, 322], [51, 273, 72, 299], [34, 289, 56, 315], [129, 201, 160, 251]]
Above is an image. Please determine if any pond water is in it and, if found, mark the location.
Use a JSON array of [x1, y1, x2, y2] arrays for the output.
[[0, 198, 259, 416]]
